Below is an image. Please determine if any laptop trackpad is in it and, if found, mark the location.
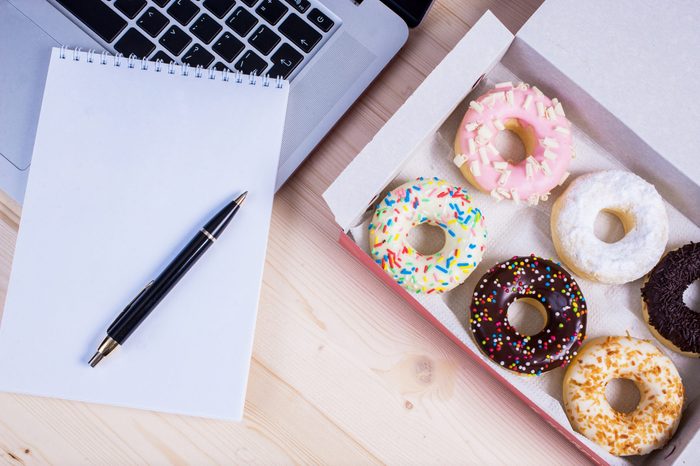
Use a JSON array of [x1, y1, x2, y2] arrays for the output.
[[0, 0, 59, 170]]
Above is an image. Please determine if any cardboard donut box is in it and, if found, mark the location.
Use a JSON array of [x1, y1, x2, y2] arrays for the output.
[[323, 2, 700, 465]]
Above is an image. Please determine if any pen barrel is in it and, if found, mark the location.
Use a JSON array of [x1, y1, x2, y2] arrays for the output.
[[107, 231, 214, 343]]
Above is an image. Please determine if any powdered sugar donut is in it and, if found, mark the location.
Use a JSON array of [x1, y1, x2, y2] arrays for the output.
[[563, 336, 684, 456], [453, 81, 574, 204], [369, 177, 487, 294], [551, 170, 668, 284]]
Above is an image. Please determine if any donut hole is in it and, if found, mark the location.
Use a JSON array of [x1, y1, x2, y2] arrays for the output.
[[507, 298, 547, 336], [492, 118, 537, 164], [406, 223, 446, 256], [605, 378, 641, 414], [683, 278, 700, 313], [594, 209, 628, 243]]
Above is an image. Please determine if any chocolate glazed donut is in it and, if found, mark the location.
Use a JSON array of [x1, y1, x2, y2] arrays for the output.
[[642, 242, 700, 357], [470, 255, 587, 375]]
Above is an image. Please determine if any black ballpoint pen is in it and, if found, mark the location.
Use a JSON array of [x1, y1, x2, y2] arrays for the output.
[[88, 191, 248, 367]]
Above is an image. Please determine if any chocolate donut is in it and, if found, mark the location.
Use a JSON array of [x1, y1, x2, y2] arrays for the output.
[[470, 255, 587, 375], [641, 242, 700, 357]]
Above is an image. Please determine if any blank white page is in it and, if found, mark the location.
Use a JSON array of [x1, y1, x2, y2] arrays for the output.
[[0, 48, 288, 420]]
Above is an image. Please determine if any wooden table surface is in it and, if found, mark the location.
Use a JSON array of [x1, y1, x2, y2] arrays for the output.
[[0, 1, 594, 464]]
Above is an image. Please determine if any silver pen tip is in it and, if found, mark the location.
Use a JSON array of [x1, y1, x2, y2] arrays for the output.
[[88, 351, 104, 367], [235, 191, 248, 206]]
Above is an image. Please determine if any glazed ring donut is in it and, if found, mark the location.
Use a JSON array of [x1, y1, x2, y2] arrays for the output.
[[563, 336, 684, 456], [369, 177, 487, 294], [453, 81, 574, 205], [470, 255, 587, 375], [642, 242, 700, 357], [551, 170, 669, 284]]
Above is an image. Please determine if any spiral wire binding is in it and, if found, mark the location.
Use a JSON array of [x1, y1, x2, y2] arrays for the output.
[[57, 46, 285, 89]]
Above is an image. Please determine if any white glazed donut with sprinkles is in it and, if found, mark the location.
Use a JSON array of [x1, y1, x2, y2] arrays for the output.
[[454, 81, 574, 204], [369, 177, 487, 294]]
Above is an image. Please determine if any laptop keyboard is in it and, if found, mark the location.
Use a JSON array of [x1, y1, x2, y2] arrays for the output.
[[54, 0, 339, 79]]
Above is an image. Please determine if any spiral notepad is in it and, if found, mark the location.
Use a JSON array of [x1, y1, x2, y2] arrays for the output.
[[0, 47, 289, 420]]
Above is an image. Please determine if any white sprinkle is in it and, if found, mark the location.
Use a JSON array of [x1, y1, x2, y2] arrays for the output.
[[528, 194, 540, 206], [542, 137, 559, 148], [453, 153, 468, 167], [546, 107, 557, 120], [540, 160, 552, 176], [559, 171, 570, 185], [526, 155, 540, 169], [532, 86, 544, 97], [498, 169, 511, 185], [493, 91, 506, 101], [466, 122, 480, 132], [571, 146, 577, 159], [525, 162, 534, 179], [487, 143, 499, 156], [482, 94, 495, 108], [510, 189, 520, 204], [478, 125, 493, 140], [493, 161, 508, 170], [470, 101, 484, 113], [552, 97, 560, 105], [554, 101, 566, 116], [495, 81, 513, 89], [517, 82, 529, 90], [540, 193, 550, 202], [490, 189, 504, 201], [479, 147, 490, 165], [470, 160, 482, 177], [555, 126, 570, 134], [543, 149, 558, 160], [523, 95, 533, 110], [493, 119, 505, 131], [468, 138, 477, 154], [506, 90, 514, 105], [536, 101, 545, 117], [496, 187, 511, 199]]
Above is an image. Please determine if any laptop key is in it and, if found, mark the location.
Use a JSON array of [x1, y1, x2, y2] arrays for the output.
[[267, 43, 303, 79], [248, 25, 280, 56], [226, 7, 258, 37], [114, 28, 156, 58], [212, 32, 245, 62], [137, 8, 170, 37], [55, 0, 127, 43], [278, 13, 321, 53], [182, 44, 215, 67], [167, 0, 200, 26], [213, 62, 231, 71], [307, 8, 333, 32], [234, 50, 267, 75], [203, 0, 236, 19], [240, 0, 260, 6], [114, 0, 147, 19], [159, 25, 192, 55], [284, 0, 309, 14], [190, 14, 222, 44], [151, 50, 175, 63], [256, 0, 288, 25]]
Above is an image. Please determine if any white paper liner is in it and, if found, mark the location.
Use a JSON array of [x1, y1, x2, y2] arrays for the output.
[[348, 64, 700, 465]]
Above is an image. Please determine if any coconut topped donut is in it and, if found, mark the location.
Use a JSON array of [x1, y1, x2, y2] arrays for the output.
[[454, 81, 574, 204]]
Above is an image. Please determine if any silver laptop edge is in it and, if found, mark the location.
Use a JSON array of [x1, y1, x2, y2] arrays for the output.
[[0, 0, 408, 204]]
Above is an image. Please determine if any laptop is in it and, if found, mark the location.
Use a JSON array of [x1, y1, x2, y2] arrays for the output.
[[0, 0, 435, 204]]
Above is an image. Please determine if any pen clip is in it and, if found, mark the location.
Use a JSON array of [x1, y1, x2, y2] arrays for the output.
[[125, 280, 154, 311]]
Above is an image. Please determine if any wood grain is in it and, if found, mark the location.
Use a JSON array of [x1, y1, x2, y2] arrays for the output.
[[0, 1, 593, 464]]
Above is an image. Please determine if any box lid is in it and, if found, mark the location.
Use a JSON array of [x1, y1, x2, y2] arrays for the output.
[[519, 0, 700, 185]]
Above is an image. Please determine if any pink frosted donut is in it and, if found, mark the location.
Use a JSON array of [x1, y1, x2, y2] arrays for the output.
[[453, 82, 574, 204]]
